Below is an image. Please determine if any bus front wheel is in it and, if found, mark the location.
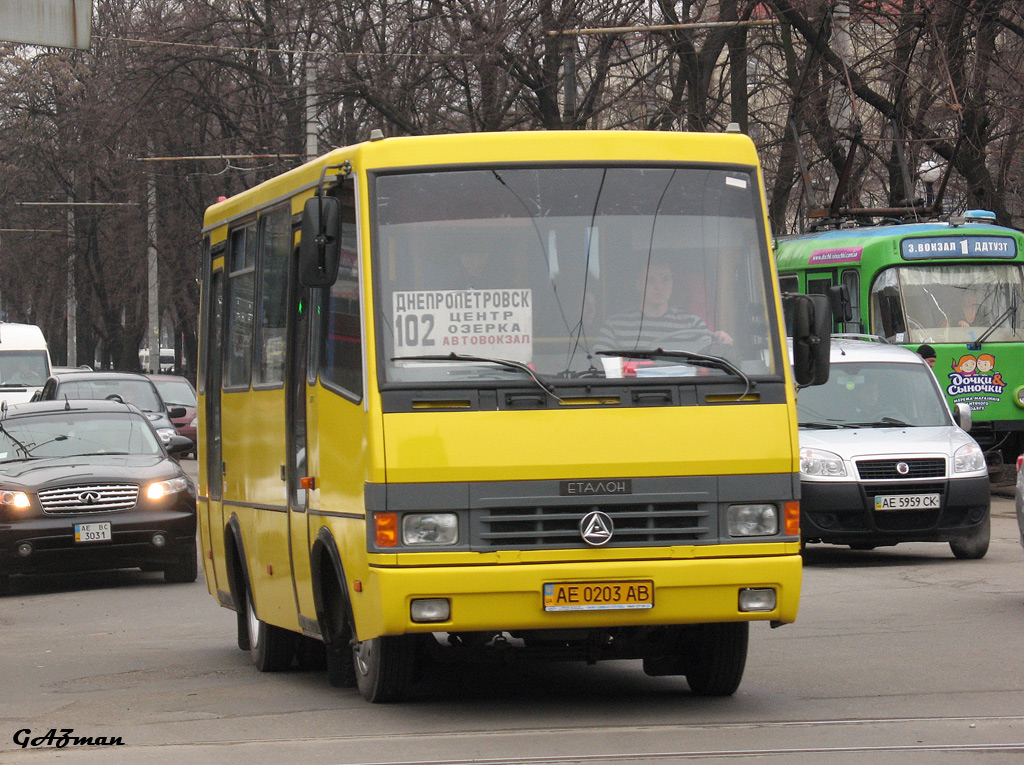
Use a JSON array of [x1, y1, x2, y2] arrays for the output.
[[353, 635, 417, 703], [684, 622, 749, 697]]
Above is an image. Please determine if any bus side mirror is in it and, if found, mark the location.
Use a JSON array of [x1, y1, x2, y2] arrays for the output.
[[828, 284, 853, 323], [299, 194, 341, 287], [787, 293, 831, 386]]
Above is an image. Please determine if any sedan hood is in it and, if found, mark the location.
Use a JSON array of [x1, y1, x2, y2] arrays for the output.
[[799, 425, 975, 461], [0, 454, 177, 487]]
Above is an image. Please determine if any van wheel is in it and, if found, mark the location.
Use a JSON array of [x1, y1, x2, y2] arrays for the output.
[[353, 635, 417, 703], [950, 515, 990, 560], [245, 582, 296, 671], [0, 573, 10, 597], [684, 622, 749, 697]]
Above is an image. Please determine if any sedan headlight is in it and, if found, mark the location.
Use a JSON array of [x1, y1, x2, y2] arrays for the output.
[[146, 476, 189, 500], [1, 490, 31, 509], [402, 513, 458, 546], [953, 442, 987, 474], [728, 504, 779, 537], [155, 427, 176, 444], [800, 447, 847, 477]]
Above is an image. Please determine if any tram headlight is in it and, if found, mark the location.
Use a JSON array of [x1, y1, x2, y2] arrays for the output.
[[1014, 385, 1024, 409], [402, 513, 458, 546]]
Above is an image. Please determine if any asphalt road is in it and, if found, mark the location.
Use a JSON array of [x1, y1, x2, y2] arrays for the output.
[[1, 462, 1022, 764]]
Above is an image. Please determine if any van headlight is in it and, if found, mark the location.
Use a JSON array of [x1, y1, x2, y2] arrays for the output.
[[953, 442, 986, 473], [800, 447, 847, 477], [402, 513, 458, 545], [728, 504, 779, 536]]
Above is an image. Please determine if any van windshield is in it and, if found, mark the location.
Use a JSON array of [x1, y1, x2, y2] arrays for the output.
[[797, 362, 951, 428], [371, 165, 779, 385], [0, 351, 50, 387]]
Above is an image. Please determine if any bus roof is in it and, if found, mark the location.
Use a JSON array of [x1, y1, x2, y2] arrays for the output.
[[203, 130, 762, 234]]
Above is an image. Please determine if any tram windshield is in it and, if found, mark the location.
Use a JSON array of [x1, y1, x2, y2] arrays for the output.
[[870, 264, 1024, 344]]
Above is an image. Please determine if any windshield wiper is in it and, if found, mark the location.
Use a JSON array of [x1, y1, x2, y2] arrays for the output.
[[969, 302, 1016, 349], [847, 418, 910, 428], [799, 421, 858, 429], [392, 353, 562, 401], [596, 348, 754, 390]]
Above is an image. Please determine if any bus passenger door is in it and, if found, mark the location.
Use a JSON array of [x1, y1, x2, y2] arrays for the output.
[[286, 248, 317, 627], [204, 266, 229, 599]]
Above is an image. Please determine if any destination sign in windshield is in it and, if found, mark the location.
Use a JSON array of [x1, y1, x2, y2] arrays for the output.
[[901, 236, 1017, 260]]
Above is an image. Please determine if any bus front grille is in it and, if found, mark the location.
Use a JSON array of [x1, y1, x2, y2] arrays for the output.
[[477, 502, 711, 548]]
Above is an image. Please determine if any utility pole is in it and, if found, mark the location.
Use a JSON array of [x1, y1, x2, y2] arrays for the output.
[[67, 185, 76, 366], [306, 61, 318, 160], [147, 156, 160, 373]]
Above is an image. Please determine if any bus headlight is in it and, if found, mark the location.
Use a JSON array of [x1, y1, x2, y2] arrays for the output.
[[146, 476, 189, 500], [953, 442, 986, 473], [800, 447, 847, 477], [728, 504, 778, 536], [402, 513, 458, 545]]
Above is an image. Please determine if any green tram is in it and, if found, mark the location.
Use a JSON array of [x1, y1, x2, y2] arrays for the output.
[[775, 213, 1024, 467]]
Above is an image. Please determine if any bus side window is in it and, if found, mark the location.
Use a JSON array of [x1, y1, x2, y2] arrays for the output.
[[225, 224, 257, 389], [320, 182, 362, 400]]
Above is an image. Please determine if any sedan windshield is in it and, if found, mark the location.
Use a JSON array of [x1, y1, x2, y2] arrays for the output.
[[371, 165, 778, 385], [0, 412, 162, 462], [797, 362, 951, 428], [55, 379, 163, 412], [153, 379, 196, 407]]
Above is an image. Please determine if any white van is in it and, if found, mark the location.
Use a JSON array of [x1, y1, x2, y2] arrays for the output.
[[0, 323, 53, 406], [796, 338, 991, 559]]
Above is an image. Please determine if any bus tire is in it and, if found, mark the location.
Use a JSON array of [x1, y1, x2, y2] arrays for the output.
[[950, 515, 990, 560], [244, 581, 296, 672], [684, 622, 749, 697], [353, 635, 417, 703], [326, 642, 356, 688]]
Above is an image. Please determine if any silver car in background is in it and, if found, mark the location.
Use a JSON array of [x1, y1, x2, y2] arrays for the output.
[[796, 338, 990, 558]]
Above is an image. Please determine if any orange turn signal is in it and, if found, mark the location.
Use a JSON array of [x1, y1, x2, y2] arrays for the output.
[[784, 500, 800, 537], [300, 476, 316, 490], [374, 512, 398, 547]]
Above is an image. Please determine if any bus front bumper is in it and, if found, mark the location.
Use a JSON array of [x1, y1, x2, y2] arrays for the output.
[[356, 552, 802, 639]]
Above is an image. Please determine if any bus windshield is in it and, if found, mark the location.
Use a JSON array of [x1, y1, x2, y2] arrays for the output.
[[372, 165, 778, 385], [871, 264, 1024, 344]]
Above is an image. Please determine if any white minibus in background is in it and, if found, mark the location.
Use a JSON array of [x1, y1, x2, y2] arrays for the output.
[[0, 323, 53, 405]]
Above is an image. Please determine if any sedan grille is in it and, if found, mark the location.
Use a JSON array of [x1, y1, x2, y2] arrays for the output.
[[855, 458, 945, 480], [477, 502, 711, 549], [38, 484, 139, 514]]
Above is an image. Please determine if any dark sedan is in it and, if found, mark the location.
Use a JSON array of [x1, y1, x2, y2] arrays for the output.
[[0, 399, 196, 595]]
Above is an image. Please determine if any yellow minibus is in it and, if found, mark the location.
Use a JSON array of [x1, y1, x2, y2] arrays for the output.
[[198, 129, 828, 702]]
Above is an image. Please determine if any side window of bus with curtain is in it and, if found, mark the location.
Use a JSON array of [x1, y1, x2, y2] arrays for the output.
[[321, 181, 362, 398], [225, 224, 257, 388]]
